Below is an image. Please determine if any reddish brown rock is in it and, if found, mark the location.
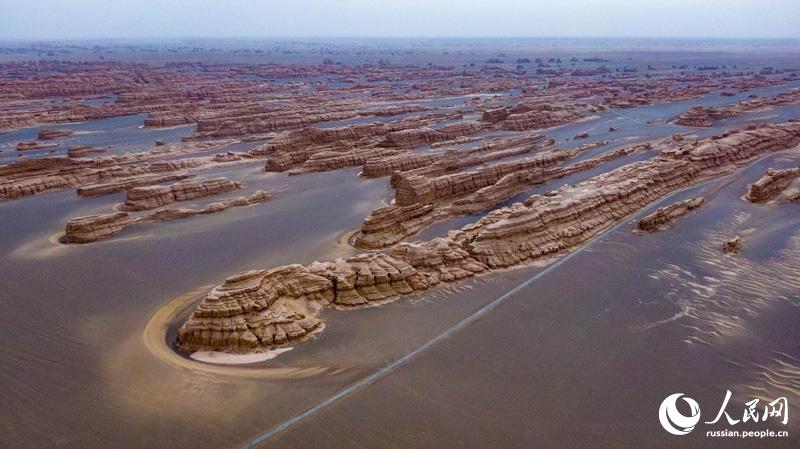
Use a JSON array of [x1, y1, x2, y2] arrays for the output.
[[16, 141, 59, 151], [123, 177, 242, 211], [634, 197, 705, 233], [67, 145, 106, 158], [76, 173, 194, 198], [178, 121, 800, 353], [722, 235, 743, 254], [744, 167, 800, 203], [38, 128, 75, 140], [65, 212, 136, 243]]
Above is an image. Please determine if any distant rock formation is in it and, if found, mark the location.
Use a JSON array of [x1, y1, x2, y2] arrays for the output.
[[38, 129, 75, 140]]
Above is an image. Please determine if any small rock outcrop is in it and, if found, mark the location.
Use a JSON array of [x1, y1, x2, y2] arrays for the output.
[[634, 197, 705, 233], [65, 212, 136, 243], [744, 167, 800, 203], [722, 235, 743, 254]]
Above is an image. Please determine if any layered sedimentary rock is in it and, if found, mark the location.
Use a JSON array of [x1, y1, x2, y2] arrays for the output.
[[382, 121, 485, 148], [123, 177, 242, 211], [66, 190, 271, 243], [259, 115, 454, 172], [744, 167, 800, 203], [674, 89, 800, 127], [178, 121, 800, 353], [16, 141, 59, 151], [67, 145, 106, 158], [364, 134, 546, 180], [634, 197, 705, 233], [290, 147, 401, 175], [501, 109, 584, 131], [0, 139, 251, 203], [76, 173, 193, 198], [393, 143, 600, 206], [38, 129, 75, 140], [357, 142, 642, 249], [65, 212, 136, 243]]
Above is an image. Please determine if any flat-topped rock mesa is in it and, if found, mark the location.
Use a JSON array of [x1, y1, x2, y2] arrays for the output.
[[123, 177, 242, 211], [744, 166, 800, 203], [448, 143, 647, 216], [67, 145, 106, 158], [38, 128, 76, 140], [356, 142, 640, 249], [634, 197, 705, 233], [362, 134, 546, 178], [16, 141, 59, 151], [177, 121, 800, 353], [674, 89, 800, 128], [488, 101, 585, 131], [382, 121, 486, 148], [257, 114, 453, 171], [289, 147, 402, 175], [194, 104, 431, 139], [66, 190, 272, 243], [393, 142, 604, 207], [76, 173, 194, 198], [0, 139, 250, 203], [65, 212, 136, 244]]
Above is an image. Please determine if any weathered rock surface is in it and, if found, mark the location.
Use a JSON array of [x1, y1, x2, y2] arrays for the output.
[[382, 121, 485, 148], [76, 173, 193, 198], [16, 141, 59, 151], [177, 121, 800, 353], [65, 212, 136, 243], [123, 177, 242, 211], [634, 197, 705, 233], [38, 129, 75, 140], [674, 89, 800, 127], [744, 167, 800, 203], [67, 145, 106, 158], [66, 189, 272, 243], [722, 235, 743, 253]]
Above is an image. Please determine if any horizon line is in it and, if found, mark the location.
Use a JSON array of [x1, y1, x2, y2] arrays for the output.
[[3, 35, 800, 43]]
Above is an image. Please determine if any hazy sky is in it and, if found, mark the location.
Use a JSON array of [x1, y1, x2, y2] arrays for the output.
[[1, 0, 798, 40]]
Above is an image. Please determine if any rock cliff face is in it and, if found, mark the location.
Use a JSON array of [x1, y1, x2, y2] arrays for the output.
[[38, 129, 75, 140], [65, 190, 271, 243], [123, 178, 242, 211], [16, 141, 59, 151], [0, 139, 251, 203], [76, 173, 193, 198], [382, 121, 485, 148], [362, 134, 552, 179], [66, 145, 106, 158], [744, 167, 800, 203], [392, 144, 597, 206], [634, 197, 705, 233], [177, 122, 800, 354], [356, 141, 630, 249], [65, 212, 136, 243], [501, 109, 584, 131]]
